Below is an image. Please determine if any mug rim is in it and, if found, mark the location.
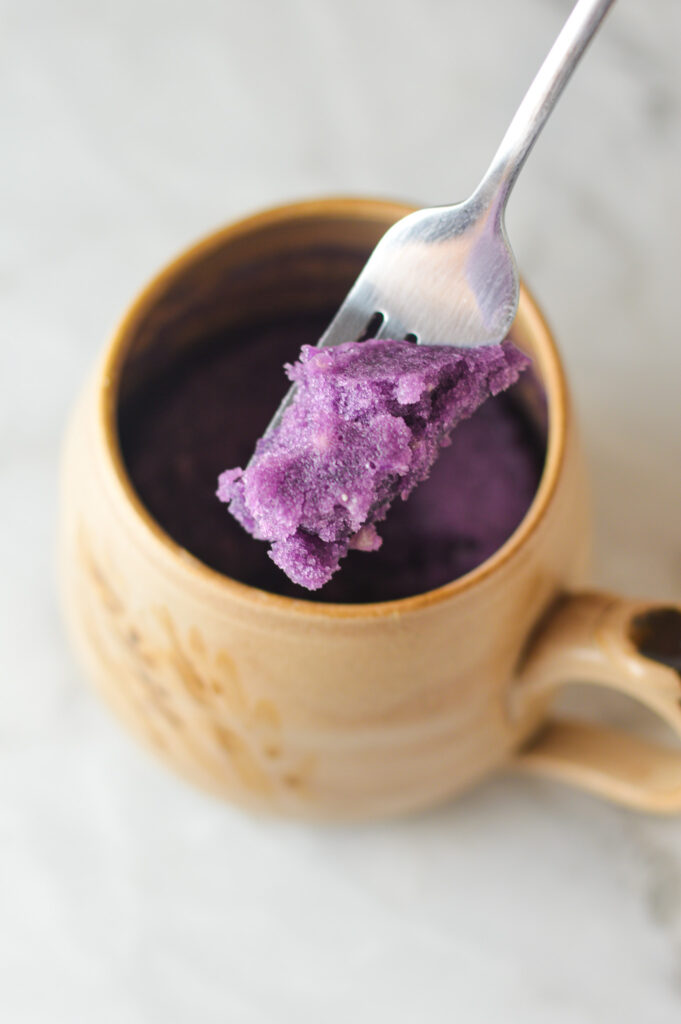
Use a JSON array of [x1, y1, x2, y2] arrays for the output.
[[98, 196, 569, 621]]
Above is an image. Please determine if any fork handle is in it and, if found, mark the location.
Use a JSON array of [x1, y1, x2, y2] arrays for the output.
[[475, 0, 615, 217]]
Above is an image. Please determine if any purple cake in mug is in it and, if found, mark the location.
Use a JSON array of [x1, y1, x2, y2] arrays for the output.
[[120, 313, 544, 604]]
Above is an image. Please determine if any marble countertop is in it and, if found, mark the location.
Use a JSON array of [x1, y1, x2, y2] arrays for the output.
[[2, 0, 681, 1020]]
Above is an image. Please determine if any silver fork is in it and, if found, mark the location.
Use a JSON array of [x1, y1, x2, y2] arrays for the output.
[[266, 0, 615, 436]]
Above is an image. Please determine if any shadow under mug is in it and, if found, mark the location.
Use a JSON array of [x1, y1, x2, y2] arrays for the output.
[[59, 197, 681, 818]]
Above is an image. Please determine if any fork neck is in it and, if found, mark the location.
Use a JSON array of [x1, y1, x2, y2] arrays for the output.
[[471, 0, 615, 222]]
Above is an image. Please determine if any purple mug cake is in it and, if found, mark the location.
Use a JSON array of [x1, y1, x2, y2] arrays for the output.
[[120, 311, 545, 603], [219, 337, 529, 589]]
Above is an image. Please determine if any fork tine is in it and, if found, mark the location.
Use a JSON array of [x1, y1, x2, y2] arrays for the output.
[[318, 294, 374, 350], [256, 290, 374, 442], [372, 314, 409, 342]]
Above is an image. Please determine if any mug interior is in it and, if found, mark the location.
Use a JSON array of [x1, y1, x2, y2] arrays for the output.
[[103, 198, 566, 611]]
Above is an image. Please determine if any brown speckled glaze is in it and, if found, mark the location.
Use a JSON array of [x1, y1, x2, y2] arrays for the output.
[[59, 198, 681, 817]]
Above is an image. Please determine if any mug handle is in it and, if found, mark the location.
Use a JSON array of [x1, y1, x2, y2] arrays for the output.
[[511, 591, 681, 812]]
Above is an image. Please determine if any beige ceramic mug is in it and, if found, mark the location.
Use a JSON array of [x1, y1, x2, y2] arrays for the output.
[[59, 197, 681, 819]]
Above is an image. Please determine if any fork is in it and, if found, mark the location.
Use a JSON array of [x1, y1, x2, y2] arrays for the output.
[[265, 0, 615, 437]]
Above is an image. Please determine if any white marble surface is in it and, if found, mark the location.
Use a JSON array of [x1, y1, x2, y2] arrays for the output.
[[2, 0, 681, 1019]]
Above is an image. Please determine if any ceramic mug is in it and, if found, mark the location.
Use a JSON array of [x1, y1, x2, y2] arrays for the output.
[[59, 197, 681, 819]]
